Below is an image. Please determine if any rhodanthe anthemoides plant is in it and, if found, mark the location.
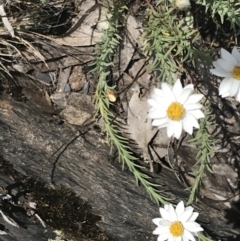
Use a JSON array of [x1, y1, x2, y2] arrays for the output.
[[152, 201, 203, 241], [187, 105, 214, 205], [148, 79, 205, 139], [210, 47, 240, 102], [91, 1, 169, 204], [90, 0, 239, 240]]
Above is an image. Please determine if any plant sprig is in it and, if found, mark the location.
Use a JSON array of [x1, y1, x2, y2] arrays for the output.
[[187, 103, 214, 205], [197, 232, 214, 241], [142, 3, 199, 84], [196, 0, 240, 32], [91, 0, 169, 205]]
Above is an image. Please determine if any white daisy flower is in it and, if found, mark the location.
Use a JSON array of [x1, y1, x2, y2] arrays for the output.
[[175, 0, 191, 10], [147, 79, 204, 139], [210, 47, 240, 101], [152, 201, 203, 241]]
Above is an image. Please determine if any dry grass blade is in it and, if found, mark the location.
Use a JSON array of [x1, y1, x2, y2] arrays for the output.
[[15, 36, 48, 69], [0, 61, 12, 78], [0, 4, 15, 37], [0, 39, 22, 57], [0, 210, 19, 228]]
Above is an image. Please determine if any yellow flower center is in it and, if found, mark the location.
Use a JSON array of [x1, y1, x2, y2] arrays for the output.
[[169, 221, 184, 237], [232, 66, 240, 80], [167, 102, 185, 121]]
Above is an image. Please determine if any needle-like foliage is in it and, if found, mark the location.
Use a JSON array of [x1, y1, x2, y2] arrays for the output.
[[187, 104, 214, 205], [142, 2, 199, 84], [196, 0, 240, 32], [91, 0, 169, 205]]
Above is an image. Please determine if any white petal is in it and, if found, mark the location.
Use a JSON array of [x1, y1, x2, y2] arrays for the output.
[[162, 83, 176, 103], [212, 60, 224, 70], [164, 204, 170, 211], [168, 204, 178, 222], [212, 60, 233, 76], [158, 123, 168, 129], [184, 94, 203, 105], [152, 218, 163, 226], [175, 237, 182, 241], [185, 207, 194, 212], [182, 236, 188, 241], [148, 109, 167, 119], [183, 119, 194, 135], [182, 229, 196, 241], [184, 221, 201, 230], [175, 201, 185, 219], [183, 83, 194, 91], [167, 233, 175, 241], [153, 88, 163, 97], [177, 88, 193, 104], [188, 212, 199, 222], [166, 203, 174, 211], [186, 226, 203, 233], [179, 208, 194, 222], [152, 118, 168, 127], [148, 99, 159, 108], [184, 103, 203, 111], [188, 110, 205, 119], [221, 91, 230, 98], [153, 226, 169, 235], [183, 113, 199, 129], [217, 59, 235, 72], [172, 79, 183, 99], [167, 121, 174, 138], [221, 48, 238, 66], [160, 207, 171, 221], [149, 105, 167, 113], [229, 80, 240, 96], [173, 121, 183, 139], [157, 233, 171, 241], [151, 95, 163, 105], [149, 108, 157, 113], [152, 89, 164, 103], [210, 68, 231, 78], [236, 90, 240, 102], [219, 77, 233, 95], [232, 47, 240, 64], [159, 220, 171, 227]]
